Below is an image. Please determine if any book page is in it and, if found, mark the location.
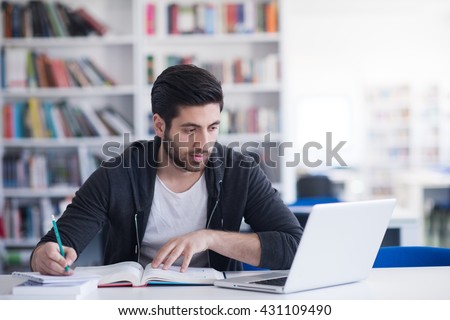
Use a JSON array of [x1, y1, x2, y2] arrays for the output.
[[142, 265, 224, 285], [75, 261, 144, 286]]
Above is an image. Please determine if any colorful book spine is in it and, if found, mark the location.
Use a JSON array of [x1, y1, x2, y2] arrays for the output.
[[75, 7, 108, 35], [147, 55, 154, 84], [27, 98, 46, 138], [265, 0, 278, 33], [146, 3, 155, 35]]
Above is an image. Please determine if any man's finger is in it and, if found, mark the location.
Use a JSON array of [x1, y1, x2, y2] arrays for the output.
[[162, 247, 184, 270], [152, 242, 176, 268], [180, 253, 193, 273]]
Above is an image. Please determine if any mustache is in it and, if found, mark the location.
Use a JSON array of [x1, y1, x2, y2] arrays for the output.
[[189, 150, 209, 156]]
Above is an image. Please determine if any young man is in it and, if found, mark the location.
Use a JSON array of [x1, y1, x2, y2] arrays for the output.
[[31, 64, 303, 275]]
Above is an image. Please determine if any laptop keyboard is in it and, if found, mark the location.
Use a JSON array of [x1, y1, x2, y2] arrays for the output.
[[250, 276, 287, 286]]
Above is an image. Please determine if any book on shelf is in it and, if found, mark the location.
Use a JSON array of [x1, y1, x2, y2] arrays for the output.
[[2, 103, 13, 138], [219, 106, 279, 134], [49, 59, 71, 87], [2, 1, 13, 38], [159, 54, 279, 85], [264, 0, 278, 33], [26, 51, 38, 88], [44, 1, 67, 37], [2, 100, 129, 138], [165, 1, 278, 35], [2, 48, 117, 89], [75, 7, 108, 36], [2, 149, 81, 190], [1, 47, 5, 88], [147, 55, 154, 84], [65, 58, 91, 87], [178, 5, 196, 34], [95, 107, 133, 135], [77, 57, 105, 86], [54, 2, 73, 36], [146, 3, 155, 35], [33, 52, 49, 87], [75, 261, 226, 287], [0, 214, 6, 238], [4, 47, 27, 88], [62, 3, 94, 36], [27, 97, 46, 138], [1, 1, 108, 38], [12, 202, 40, 240], [167, 3, 179, 34], [79, 105, 110, 137], [82, 57, 116, 86]]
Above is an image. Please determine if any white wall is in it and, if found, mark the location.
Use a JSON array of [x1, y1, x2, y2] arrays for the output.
[[282, 0, 450, 170]]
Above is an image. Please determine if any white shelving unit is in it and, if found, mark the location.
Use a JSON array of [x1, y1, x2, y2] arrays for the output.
[[0, 0, 138, 271], [363, 83, 450, 199], [136, 0, 286, 196]]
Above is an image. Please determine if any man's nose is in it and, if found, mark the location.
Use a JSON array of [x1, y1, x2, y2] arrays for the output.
[[193, 129, 210, 149]]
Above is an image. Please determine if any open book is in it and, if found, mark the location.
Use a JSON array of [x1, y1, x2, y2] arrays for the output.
[[75, 261, 226, 287]]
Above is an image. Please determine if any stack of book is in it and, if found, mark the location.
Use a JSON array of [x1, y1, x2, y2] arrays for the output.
[[10, 271, 101, 299]]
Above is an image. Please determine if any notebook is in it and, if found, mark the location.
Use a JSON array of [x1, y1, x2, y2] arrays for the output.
[[214, 199, 396, 294]]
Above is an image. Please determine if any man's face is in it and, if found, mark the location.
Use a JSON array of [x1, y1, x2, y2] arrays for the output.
[[162, 103, 221, 172]]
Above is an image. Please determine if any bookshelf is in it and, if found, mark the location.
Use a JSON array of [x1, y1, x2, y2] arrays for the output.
[[137, 0, 284, 190], [363, 84, 450, 199], [0, 0, 286, 272], [0, 0, 137, 272]]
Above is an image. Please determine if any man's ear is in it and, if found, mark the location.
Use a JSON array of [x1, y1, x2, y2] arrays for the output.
[[153, 114, 166, 138]]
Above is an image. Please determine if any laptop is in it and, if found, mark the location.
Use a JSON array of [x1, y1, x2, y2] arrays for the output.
[[214, 199, 396, 294]]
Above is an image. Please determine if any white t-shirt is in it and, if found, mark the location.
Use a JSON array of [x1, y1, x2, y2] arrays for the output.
[[140, 174, 208, 267]]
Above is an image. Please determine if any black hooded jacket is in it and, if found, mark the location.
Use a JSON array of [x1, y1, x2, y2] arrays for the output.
[[35, 137, 303, 271]]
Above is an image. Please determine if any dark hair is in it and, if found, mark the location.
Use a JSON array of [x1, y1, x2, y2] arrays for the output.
[[151, 64, 224, 129]]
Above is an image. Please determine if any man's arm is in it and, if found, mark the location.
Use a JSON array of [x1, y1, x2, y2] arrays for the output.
[[30, 165, 112, 274], [241, 161, 303, 270], [151, 230, 261, 272]]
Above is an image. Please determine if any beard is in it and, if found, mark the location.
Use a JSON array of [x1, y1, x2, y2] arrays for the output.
[[162, 130, 210, 172]]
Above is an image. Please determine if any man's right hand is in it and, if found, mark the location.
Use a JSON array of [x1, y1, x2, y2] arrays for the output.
[[31, 242, 77, 275]]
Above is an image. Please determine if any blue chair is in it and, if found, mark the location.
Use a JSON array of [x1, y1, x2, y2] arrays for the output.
[[373, 246, 450, 268], [290, 174, 339, 227], [296, 174, 336, 200], [242, 263, 269, 271]]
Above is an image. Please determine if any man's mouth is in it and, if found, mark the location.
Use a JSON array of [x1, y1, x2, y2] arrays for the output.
[[191, 153, 207, 162]]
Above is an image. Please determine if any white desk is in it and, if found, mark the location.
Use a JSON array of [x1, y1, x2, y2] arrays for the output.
[[1, 267, 450, 300]]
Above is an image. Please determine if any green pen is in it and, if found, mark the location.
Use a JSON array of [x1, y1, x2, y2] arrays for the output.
[[52, 215, 69, 272]]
